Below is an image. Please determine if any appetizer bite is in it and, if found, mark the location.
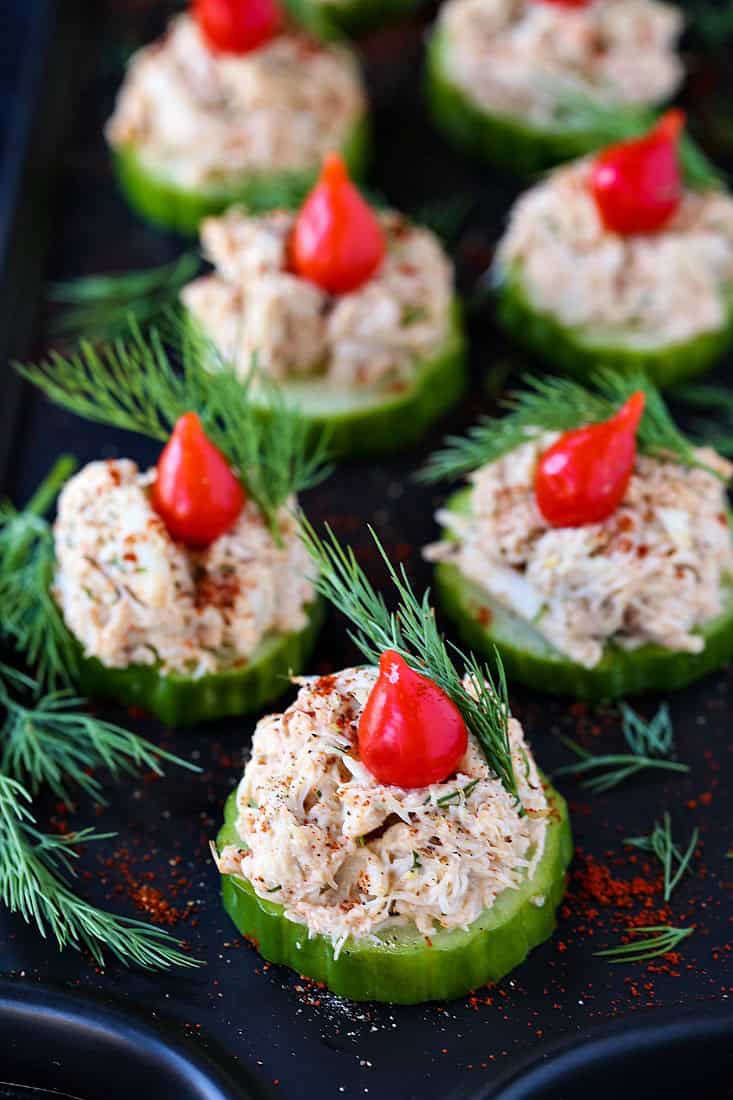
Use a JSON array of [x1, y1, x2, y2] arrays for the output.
[[493, 113, 733, 386], [426, 0, 684, 174], [17, 327, 326, 726], [423, 372, 733, 700], [214, 526, 572, 1003], [181, 154, 467, 457], [106, 0, 368, 234]]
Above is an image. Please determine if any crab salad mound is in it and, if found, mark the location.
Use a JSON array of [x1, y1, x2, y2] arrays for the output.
[[106, 13, 365, 189], [426, 440, 733, 668], [181, 206, 455, 389], [217, 666, 549, 955], [438, 0, 683, 128], [53, 460, 314, 676], [496, 158, 733, 347]]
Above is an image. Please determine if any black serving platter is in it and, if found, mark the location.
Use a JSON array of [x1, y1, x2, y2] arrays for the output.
[[0, 2, 731, 1099]]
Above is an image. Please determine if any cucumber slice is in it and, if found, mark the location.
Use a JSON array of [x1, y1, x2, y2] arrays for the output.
[[495, 264, 733, 389], [434, 489, 733, 700], [187, 299, 467, 460], [74, 599, 324, 728], [111, 116, 369, 236], [283, 0, 424, 38], [425, 31, 633, 175], [217, 778, 572, 1003]]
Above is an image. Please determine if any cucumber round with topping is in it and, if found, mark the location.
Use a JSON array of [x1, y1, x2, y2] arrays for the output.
[[74, 600, 324, 728], [217, 779, 572, 1003], [188, 300, 467, 460], [434, 490, 733, 700], [425, 31, 630, 175], [494, 264, 733, 389], [112, 117, 369, 237], [283, 0, 424, 39]]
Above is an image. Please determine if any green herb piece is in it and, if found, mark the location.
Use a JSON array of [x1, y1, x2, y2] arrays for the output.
[[673, 382, 733, 457], [436, 777, 481, 807], [555, 703, 688, 793], [421, 368, 705, 484], [266, 885, 282, 893], [298, 519, 518, 800], [411, 851, 422, 870], [0, 775, 199, 969], [15, 318, 330, 538], [48, 252, 200, 343], [625, 812, 699, 902], [0, 665, 199, 808], [0, 457, 80, 688], [401, 305, 429, 327], [595, 924, 694, 964]]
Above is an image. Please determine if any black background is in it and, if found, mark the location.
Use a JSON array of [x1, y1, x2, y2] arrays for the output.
[[0, 2, 731, 1098]]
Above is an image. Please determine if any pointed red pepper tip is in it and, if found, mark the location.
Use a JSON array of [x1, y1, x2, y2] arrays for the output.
[[358, 650, 468, 789], [534, 391, 646, 529], [152, 411, 245, 548]]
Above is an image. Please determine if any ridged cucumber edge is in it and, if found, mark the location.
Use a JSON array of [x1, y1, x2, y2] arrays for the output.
[[283, 0, 424, 38], [217, 779, 572, 1003], [425, 32, 619, 175], [110, 115, 370, 236], [434, 489, 733, 700], [74, 599, 325, 728], [494, 264, 733, 388]]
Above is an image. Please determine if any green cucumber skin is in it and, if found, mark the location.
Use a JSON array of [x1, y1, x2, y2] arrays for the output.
[[435, 490, 733, 700], [218, 782, 572, 1004], [186, 300, 467, 461], [111, 116, 369, 237], [283, 0, 423, 38], [425, 32, 623, 175], [75, 599, 324, 727], [495, 265, 733, 389]]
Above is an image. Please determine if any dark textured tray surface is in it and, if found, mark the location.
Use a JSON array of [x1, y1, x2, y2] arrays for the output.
[[0, 3, 731, 1099]]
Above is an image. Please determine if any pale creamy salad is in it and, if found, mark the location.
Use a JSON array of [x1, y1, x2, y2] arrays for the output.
[[426, 441, 733, 668], [496, 159, 733, 346], [182, 207, 454, 388], [437, 0, 683, 128], [216, 666, 549, 953], [53, 460, 314, 676], [106, 14, 365, 189]]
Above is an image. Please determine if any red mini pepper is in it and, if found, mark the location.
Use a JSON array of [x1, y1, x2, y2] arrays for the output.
[[152, 412, 245, 547], [358, 650, 468, 789], [290, 154, 386, 295], [535, 392, 646, 527], [193, 0, 282, 54], [590, 111, 685, 236]]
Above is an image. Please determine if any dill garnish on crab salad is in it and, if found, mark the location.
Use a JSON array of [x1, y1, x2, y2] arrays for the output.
[[179, 153, 466, 457], [105, 0, 368, 234], [493, 111, 733, 386], [14, 324, 328, 727], [422, 371, 733, 700], [214, 524, 572, 1003], [426, 0, 684, 173]]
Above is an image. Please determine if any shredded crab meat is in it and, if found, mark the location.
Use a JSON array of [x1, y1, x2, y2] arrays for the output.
[[496, 159, 733, 345], [106, 14, 365, 188], [217, 667, 549, 954], [438, 0, 683, 127], [181, 207, 454, 389], [425, 438, 733, 668], [53, 460, 314, 676]]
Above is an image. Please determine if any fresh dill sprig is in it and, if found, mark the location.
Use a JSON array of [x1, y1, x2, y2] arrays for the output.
[[420, 368, 703, 484], [625, 812, 698, 902], [673, 382, 733, 458], [436, 778, 481, 807], [555, 703, 689, 793], [0, 775, 199, 970], [16, 319, 330, 537], [0, 664, 199, 808], [546, 82, 724, 191], [298, 518, 518, 799], [48, 252, 201, 343], [595, 925, 694, 964], [0, 456, 80, 688]]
